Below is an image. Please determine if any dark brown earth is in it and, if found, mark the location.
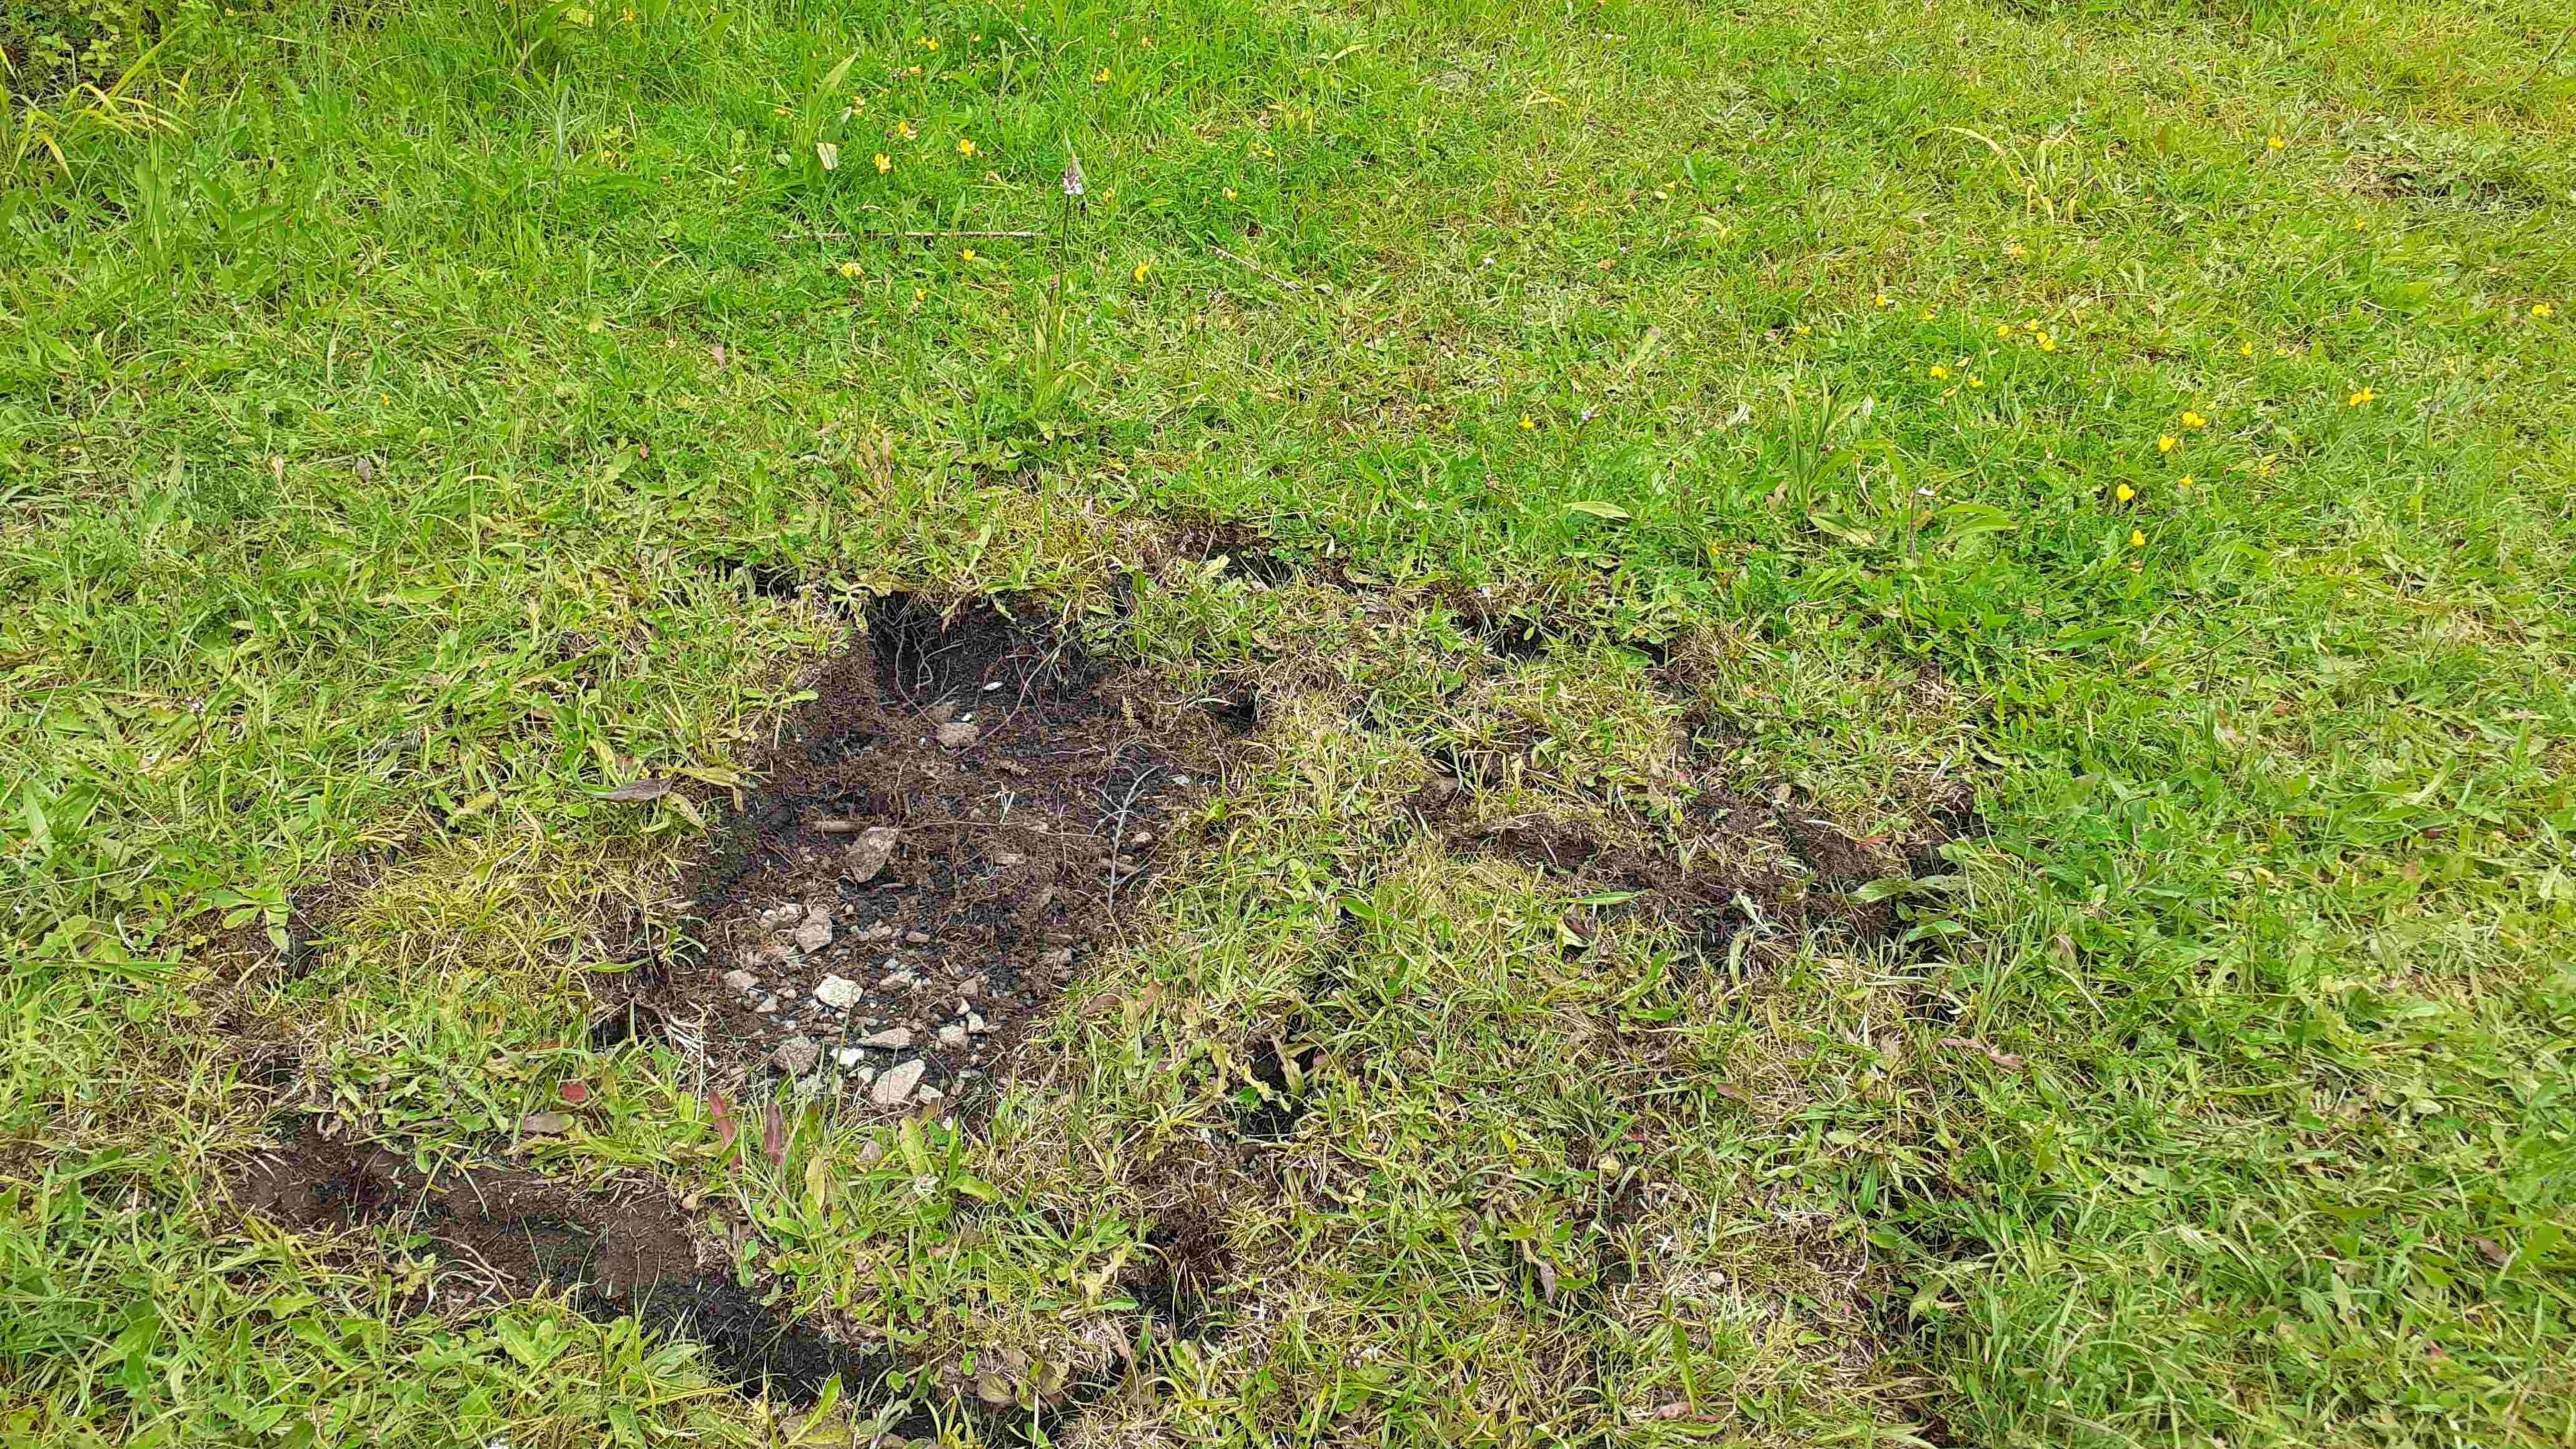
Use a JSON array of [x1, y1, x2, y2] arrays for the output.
[[232, 1126, 888, 1405], [641, 592, 1246, 1110]]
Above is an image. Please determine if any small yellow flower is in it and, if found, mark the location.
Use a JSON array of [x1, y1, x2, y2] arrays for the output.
[[2181, 411, 2207, 429], [619, 4, 634, 19], [2021, 319, 2039, 332], [1224, 187, 1239, 201], [1918, 308, 1937, 321], [2176, 475, 2193, 491], [912, 288, 926, 302], [1519, 415, 1537, 431], [1875, 292, 1891, 308], [2534, 302, 2557, 319], [1968, 375, 1984, 388], [2157, 435, 2180, 454], [1134, 262, 1152, 282], [1996, 323, 2012, 338], [1792, 324, 1811, 336], [837, 261, 862, 278], [873, 153, 892, 172], [957, 138, 977, 157], [2114, 482, 2135, 503], [896, 121, 917, 140], [2267, 135, 2286, 151], [2239, 343, 2255, 356], [2347, 386, 2375, 407], [918, 36, 938, 50], [849, 96, 865, 111], [1929, 364, 1950, 380], [1094, 66, 1112, 83], [2129, 529, 2147, 548], [2037, 334, 2057, 352], [961, 247, 976, 260], [2005, 241, 2027, 260]]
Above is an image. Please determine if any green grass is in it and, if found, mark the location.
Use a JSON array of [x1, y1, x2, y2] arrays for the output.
[[5, 0, 2575, 1443]]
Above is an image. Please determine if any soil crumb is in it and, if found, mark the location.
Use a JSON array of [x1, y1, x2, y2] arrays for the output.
[[653, 592, 1240, 1104]]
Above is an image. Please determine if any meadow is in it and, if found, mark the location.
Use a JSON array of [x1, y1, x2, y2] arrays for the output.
[[3, 0, 2573, 1444]]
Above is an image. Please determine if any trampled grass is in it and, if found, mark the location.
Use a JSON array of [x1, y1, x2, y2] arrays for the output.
[[3, 0, 2573, 1444]]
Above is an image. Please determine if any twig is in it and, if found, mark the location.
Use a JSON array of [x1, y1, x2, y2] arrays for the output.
[[1209, 244, 1305, 291], [775, 227, 1047, 241]]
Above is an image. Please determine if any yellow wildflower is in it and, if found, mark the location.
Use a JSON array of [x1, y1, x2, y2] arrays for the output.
[[2038, 334, 2057, 352], [2130, 529, 2147, 547], [2239, 343, 2255, 356], [1996, 323, 2012, 338], [2267, 135, 2287, 151], [1875, 292, 1890, 308], [2181, 411, 2207, 429], [1793, 324, 1812, 336], [1968, 375, 1985, 388], [2347, 386, 2375, 407], [1519, 415, 1537, 431], [2535, 302, 2557, 319], [957, 138, 977, 157], [2176, 475, 2193, 491], [961, 248, 976, 260], [1224, 187, 1239, 201], [2157, 435, 2179, 455], [873, 153, 892, 172], [1929, 364, 1950, 380], [837, 261, 862, 278], [2114, 483, 2135, 503], [896, 120, 917, 140], [918, 36, 938, 50], [1095, 66, 1111, 83]]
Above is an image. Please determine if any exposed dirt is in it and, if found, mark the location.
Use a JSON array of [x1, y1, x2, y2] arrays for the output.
[[640, 592, 1244, 1110], [231, 1127, 888, 1405]]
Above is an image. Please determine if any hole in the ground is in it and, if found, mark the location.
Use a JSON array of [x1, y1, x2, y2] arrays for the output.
[[705, 554, 804, 599], [1234, 1034, 1326, 1142], [633, 592, 1245, 1110]]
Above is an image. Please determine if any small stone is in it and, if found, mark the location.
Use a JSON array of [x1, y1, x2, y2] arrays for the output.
[[1037, 947, 1073, 969], [854, 1139, 885, 1168], [1128, 829, 1154, 847], [957, 974, 987, 999], [935, 721, 981, 750], [772, 1036, 822, 1077], [917, 1084, 945, 1105], [859, 922, 897, 943], [937, 1024, 969, 1050], [881, 969, 918, 989], [967, 1012, 990, 1034], [1170, 775, 1191, 787], [519, 1112, 573, 1136], [722, 969, 759, 996], [904, 930, 932, 945], [834, 1046, 865, 1068], [813, 975, 863, 1010], [758, 902, 804, 929], [994, 851, 1028, 867], [754, 995, 780, 1014], [858, 1027, 914, 1050], [871, 1059, 926, 1106], [842, 826, 902, 885], [850, 1065, 876, 1090], [791, 910, 835, 954]]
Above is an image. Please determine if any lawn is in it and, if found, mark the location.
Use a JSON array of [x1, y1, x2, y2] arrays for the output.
[[3, 0, 2573, 1444]]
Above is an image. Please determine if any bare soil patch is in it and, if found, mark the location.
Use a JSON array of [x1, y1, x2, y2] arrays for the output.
[[642, 592, 1244, 1108], [231, 1127, 888, 1406]]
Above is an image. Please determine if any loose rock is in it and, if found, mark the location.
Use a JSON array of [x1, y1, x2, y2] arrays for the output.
[[813, 975, 863, 1010], [791, 910, 835, 955], [519, 1112, 573, 1136], [841, 826, 902, 885], [871, 1059, 926, 1106], [936, 1024, 969, 1050], [935, 721, 981, 750], [722, 969, 759, 996], [858, 1027, 914, 1050], [772, 1036, 822, 1077]]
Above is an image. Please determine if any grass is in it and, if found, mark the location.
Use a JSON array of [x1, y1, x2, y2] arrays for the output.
[[3, 0, 2575, 1443]]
